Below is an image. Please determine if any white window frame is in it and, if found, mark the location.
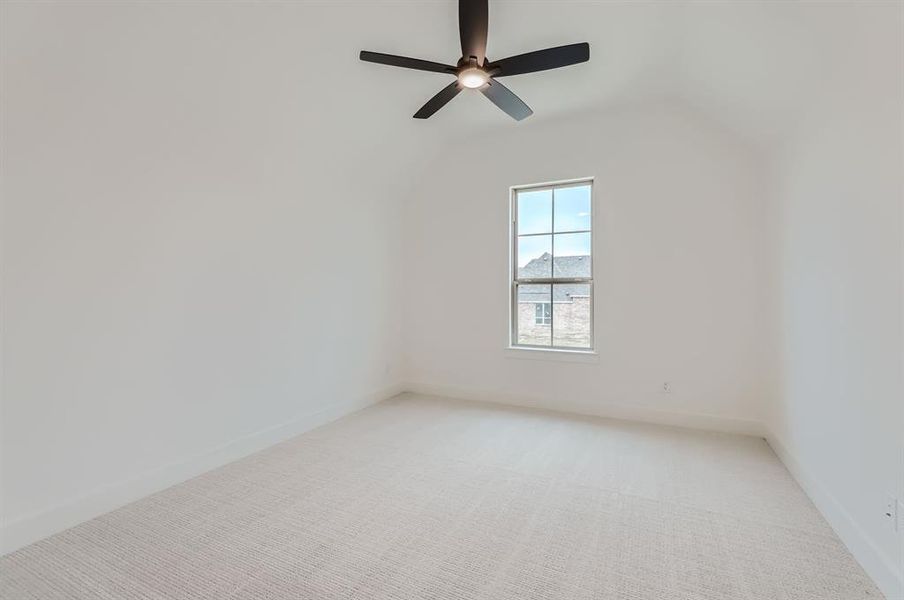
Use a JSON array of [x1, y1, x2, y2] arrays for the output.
[[509, 177, 595, 353]]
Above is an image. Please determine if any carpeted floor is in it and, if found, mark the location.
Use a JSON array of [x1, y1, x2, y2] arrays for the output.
[[0, 394, 883, 599]]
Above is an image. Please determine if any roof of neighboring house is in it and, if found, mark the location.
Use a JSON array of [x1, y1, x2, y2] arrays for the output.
[[517, 253, 590, 302], [518, 253, 590, 280]]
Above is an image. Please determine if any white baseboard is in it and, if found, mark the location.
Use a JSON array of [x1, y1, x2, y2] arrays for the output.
[[400, 382, 765, 436], [766, 432, 903, 600], [0, 384, 402, 556]]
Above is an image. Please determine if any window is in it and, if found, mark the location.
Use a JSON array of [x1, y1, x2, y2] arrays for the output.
[[511, 179, 593, 350], [534, 302, 551, 325]]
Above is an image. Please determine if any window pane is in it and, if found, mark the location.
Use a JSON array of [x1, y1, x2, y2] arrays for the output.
[[517, 284, 551, 346], [534, 302, 551, 325], [553, 232, 591, 278], [517, 189, 552, 235], [517, 235, 551, 278], [554, 185, 591, 232], [553, 283, 591, 348]]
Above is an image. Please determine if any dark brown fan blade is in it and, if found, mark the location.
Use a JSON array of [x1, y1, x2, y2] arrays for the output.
[[480, 79, 532, 121], [459, 0, 488, 64], [413, 82, 462, 119], [359, 51, 456, 74], [489, 43, 590, 77]]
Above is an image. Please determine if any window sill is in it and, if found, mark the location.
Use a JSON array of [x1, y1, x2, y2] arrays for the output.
[[505, 346, 600, 363]]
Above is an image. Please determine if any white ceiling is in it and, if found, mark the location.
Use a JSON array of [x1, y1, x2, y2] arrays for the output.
[[346, 1, 868, 145], [3, 0, 888, 170]]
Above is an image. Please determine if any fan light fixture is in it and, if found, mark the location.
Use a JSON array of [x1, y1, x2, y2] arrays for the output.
[[458, 68, 488, 89], [359, 0, 590, 121]]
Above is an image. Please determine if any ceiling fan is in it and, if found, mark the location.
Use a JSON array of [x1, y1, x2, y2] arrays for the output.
[[359, 0, 590, 121]]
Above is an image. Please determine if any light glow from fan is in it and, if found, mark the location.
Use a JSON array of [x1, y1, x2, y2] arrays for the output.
[[458, 68, 488, 89]]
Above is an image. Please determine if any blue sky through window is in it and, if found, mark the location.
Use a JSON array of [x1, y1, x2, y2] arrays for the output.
[[554, 232, 591, 257], [517, 189, 551, 235], [518, 235, 551, 268], [554, 185, 591, 232], [517, 184, 591, 267]]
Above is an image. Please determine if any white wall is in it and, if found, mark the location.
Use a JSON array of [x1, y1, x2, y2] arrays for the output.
[[402, 101, 769, 433], [764, 4, 904, 596], [0, 2, 415, 552]]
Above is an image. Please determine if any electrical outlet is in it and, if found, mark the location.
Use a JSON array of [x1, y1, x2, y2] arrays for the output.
[[662, 382, 672, 394], [884, 495, 899, 532]]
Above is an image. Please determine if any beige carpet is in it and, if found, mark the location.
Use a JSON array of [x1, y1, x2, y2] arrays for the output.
[[0, 394, 883, 599]]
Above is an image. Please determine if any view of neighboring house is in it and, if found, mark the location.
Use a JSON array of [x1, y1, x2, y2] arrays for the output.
[[517, 252, 591, 348]]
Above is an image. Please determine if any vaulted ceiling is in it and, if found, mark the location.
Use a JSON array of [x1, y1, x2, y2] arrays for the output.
[[2, 0, 886, 181], [348, 1, 870, 146]]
